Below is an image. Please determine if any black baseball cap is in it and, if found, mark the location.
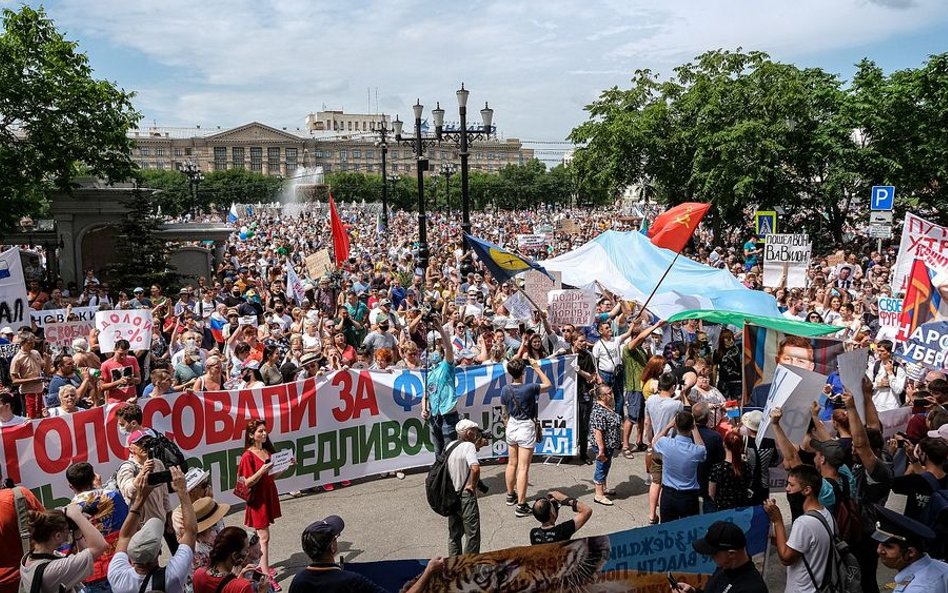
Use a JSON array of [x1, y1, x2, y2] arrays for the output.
[[692, 521, 746, 554]]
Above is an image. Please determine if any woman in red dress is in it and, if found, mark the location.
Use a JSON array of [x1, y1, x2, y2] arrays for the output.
[[237, 419, 282, 589]]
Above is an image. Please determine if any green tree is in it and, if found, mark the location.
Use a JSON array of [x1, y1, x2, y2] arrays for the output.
[[138, 169, 190, 216], [105, 188, 177, 289], [199, 169, 284, 211], [0, 6, 140, 232]]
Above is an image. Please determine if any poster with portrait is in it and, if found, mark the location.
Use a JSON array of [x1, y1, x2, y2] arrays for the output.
[[742, 324, 845, 408]]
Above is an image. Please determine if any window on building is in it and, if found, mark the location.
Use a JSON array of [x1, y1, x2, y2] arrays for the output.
[[140, 147, 150, 156], [156, 148, 165, 157], [352, 149, 361, 159], [286, 148, 298, 165], [347, 121, 352, 131], [340, 150, 348, 161], [141, 162, 150, 169], [250, 147, 262, 172], [268, 147, 280, 173], [174, 148, 183, 157], [214, 147, 227, 170], [366, 149, 375, 159], [157, 161, 165, 170], [185, 147, 192, 156], [324, 164, 332, 172], [341, 162, 348, 171], [368, 165, 375, 172], [232, 147, 245, 168], [392, 150, 399, 159]]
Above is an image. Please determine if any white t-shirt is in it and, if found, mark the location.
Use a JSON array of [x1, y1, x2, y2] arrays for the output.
[[107, 546, 194, 593], [0, 415, 28, 427], [445, 440, 479, 493], [786, 508, 835, 593], [592, 338, 623, 374]]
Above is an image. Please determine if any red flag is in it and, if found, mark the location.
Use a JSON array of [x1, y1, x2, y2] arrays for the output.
[[898, 258, 940, 341], [646, 202, 711, 253], [328, 192, 350, 268]]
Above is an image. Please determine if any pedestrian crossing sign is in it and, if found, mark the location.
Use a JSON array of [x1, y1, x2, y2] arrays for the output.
[[755, 211, 777, 236]]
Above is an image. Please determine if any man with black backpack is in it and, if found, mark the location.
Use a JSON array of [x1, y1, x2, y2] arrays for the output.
[[444, 419, 485, 557], [764, 464, 860, 593]]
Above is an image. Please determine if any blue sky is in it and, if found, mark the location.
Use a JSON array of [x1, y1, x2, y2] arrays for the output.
[[8, 0, 948, 147]]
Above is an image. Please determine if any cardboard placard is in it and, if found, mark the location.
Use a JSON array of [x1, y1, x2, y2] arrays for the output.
[[305, 249, 333, 279], [523, 269, 561, 310], [45, 320, 97, 348]]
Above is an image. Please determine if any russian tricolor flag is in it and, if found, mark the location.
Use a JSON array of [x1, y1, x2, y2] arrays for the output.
[[227, 202, 239, 223], [209, 313, 227, 343]]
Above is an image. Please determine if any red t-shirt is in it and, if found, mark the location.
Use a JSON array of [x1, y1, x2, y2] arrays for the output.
[[0, 487, 44, 593], [100, 357, 141, 402], [192, 568, 254, 593]]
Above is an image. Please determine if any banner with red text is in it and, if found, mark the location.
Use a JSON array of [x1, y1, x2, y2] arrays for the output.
[[892, 213, 948, 294], [2, 357, 576, 509]]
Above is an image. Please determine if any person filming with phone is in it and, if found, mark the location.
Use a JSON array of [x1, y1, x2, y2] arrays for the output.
[[670, 520, 767, 593], [114, 430, 171, 525]]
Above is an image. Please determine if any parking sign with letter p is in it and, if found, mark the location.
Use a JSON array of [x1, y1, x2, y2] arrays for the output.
[[870, 186, 895, 211]]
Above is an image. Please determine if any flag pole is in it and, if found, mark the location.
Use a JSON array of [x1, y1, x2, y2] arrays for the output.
[[637, 250, 682, 314]]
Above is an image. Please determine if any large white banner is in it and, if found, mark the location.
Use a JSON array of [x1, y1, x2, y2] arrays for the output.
[[892, 213, 948, 294], [0, 247, 29, 328], [762, 234, 810, 288], [1, 357, 577, 508], [95, 310, 154, 353]]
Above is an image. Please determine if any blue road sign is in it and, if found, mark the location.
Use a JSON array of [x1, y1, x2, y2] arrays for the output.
[[870, 186, 895, 211]]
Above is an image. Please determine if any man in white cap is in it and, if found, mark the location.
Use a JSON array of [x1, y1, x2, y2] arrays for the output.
[[108, 466, 195, 593], [445, 418, 486, 556]]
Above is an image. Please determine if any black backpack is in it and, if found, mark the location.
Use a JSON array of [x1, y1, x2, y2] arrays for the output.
[[146, 433, 188, 473], [425, 440, 464, 517], [801, 510, 861, 593]]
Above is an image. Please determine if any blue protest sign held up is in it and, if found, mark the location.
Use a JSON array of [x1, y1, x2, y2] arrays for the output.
[[870, 186, 895, 211]]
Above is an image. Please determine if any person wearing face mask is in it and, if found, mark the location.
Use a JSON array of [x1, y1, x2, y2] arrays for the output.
[[891, 437, 948, 524], [871, 505, 948, 592], [763, 464, 836, 593], [19, 506, 108, 593]]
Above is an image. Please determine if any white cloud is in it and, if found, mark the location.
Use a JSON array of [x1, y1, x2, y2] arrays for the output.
[[39, 0, 948, 142]]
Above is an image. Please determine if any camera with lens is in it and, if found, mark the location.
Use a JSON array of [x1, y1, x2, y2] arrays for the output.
[[419, 304, 437, 324], [546, 494, 561, 512]]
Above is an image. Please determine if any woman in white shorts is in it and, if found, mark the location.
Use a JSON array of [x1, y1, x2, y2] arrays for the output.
[[502, 357, 552, 518]]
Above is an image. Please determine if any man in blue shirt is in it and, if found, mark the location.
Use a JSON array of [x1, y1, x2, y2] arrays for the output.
[[421, 316, 457, 455], [652, 411, 706, 523], [872, 505, 948, 592]]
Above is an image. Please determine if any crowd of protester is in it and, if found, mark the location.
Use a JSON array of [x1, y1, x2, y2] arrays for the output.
[[1, 202, 947, 593]]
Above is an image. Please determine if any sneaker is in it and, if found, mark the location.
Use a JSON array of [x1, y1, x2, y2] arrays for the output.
[[514, 503, 531, 517], [505, 492, 517, 506], [395, 471, 406, 480]]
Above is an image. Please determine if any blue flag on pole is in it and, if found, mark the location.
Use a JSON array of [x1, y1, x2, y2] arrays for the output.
[[464, 233, 553, 284]]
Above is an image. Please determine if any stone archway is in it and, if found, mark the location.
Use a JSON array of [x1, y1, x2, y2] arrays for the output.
[[79, 224, 120, 280]]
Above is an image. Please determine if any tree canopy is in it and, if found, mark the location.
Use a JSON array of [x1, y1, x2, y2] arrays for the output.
[[140, 168, 286, 216], [0, 6, 140, 232], [569, 49, 948, 248]]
